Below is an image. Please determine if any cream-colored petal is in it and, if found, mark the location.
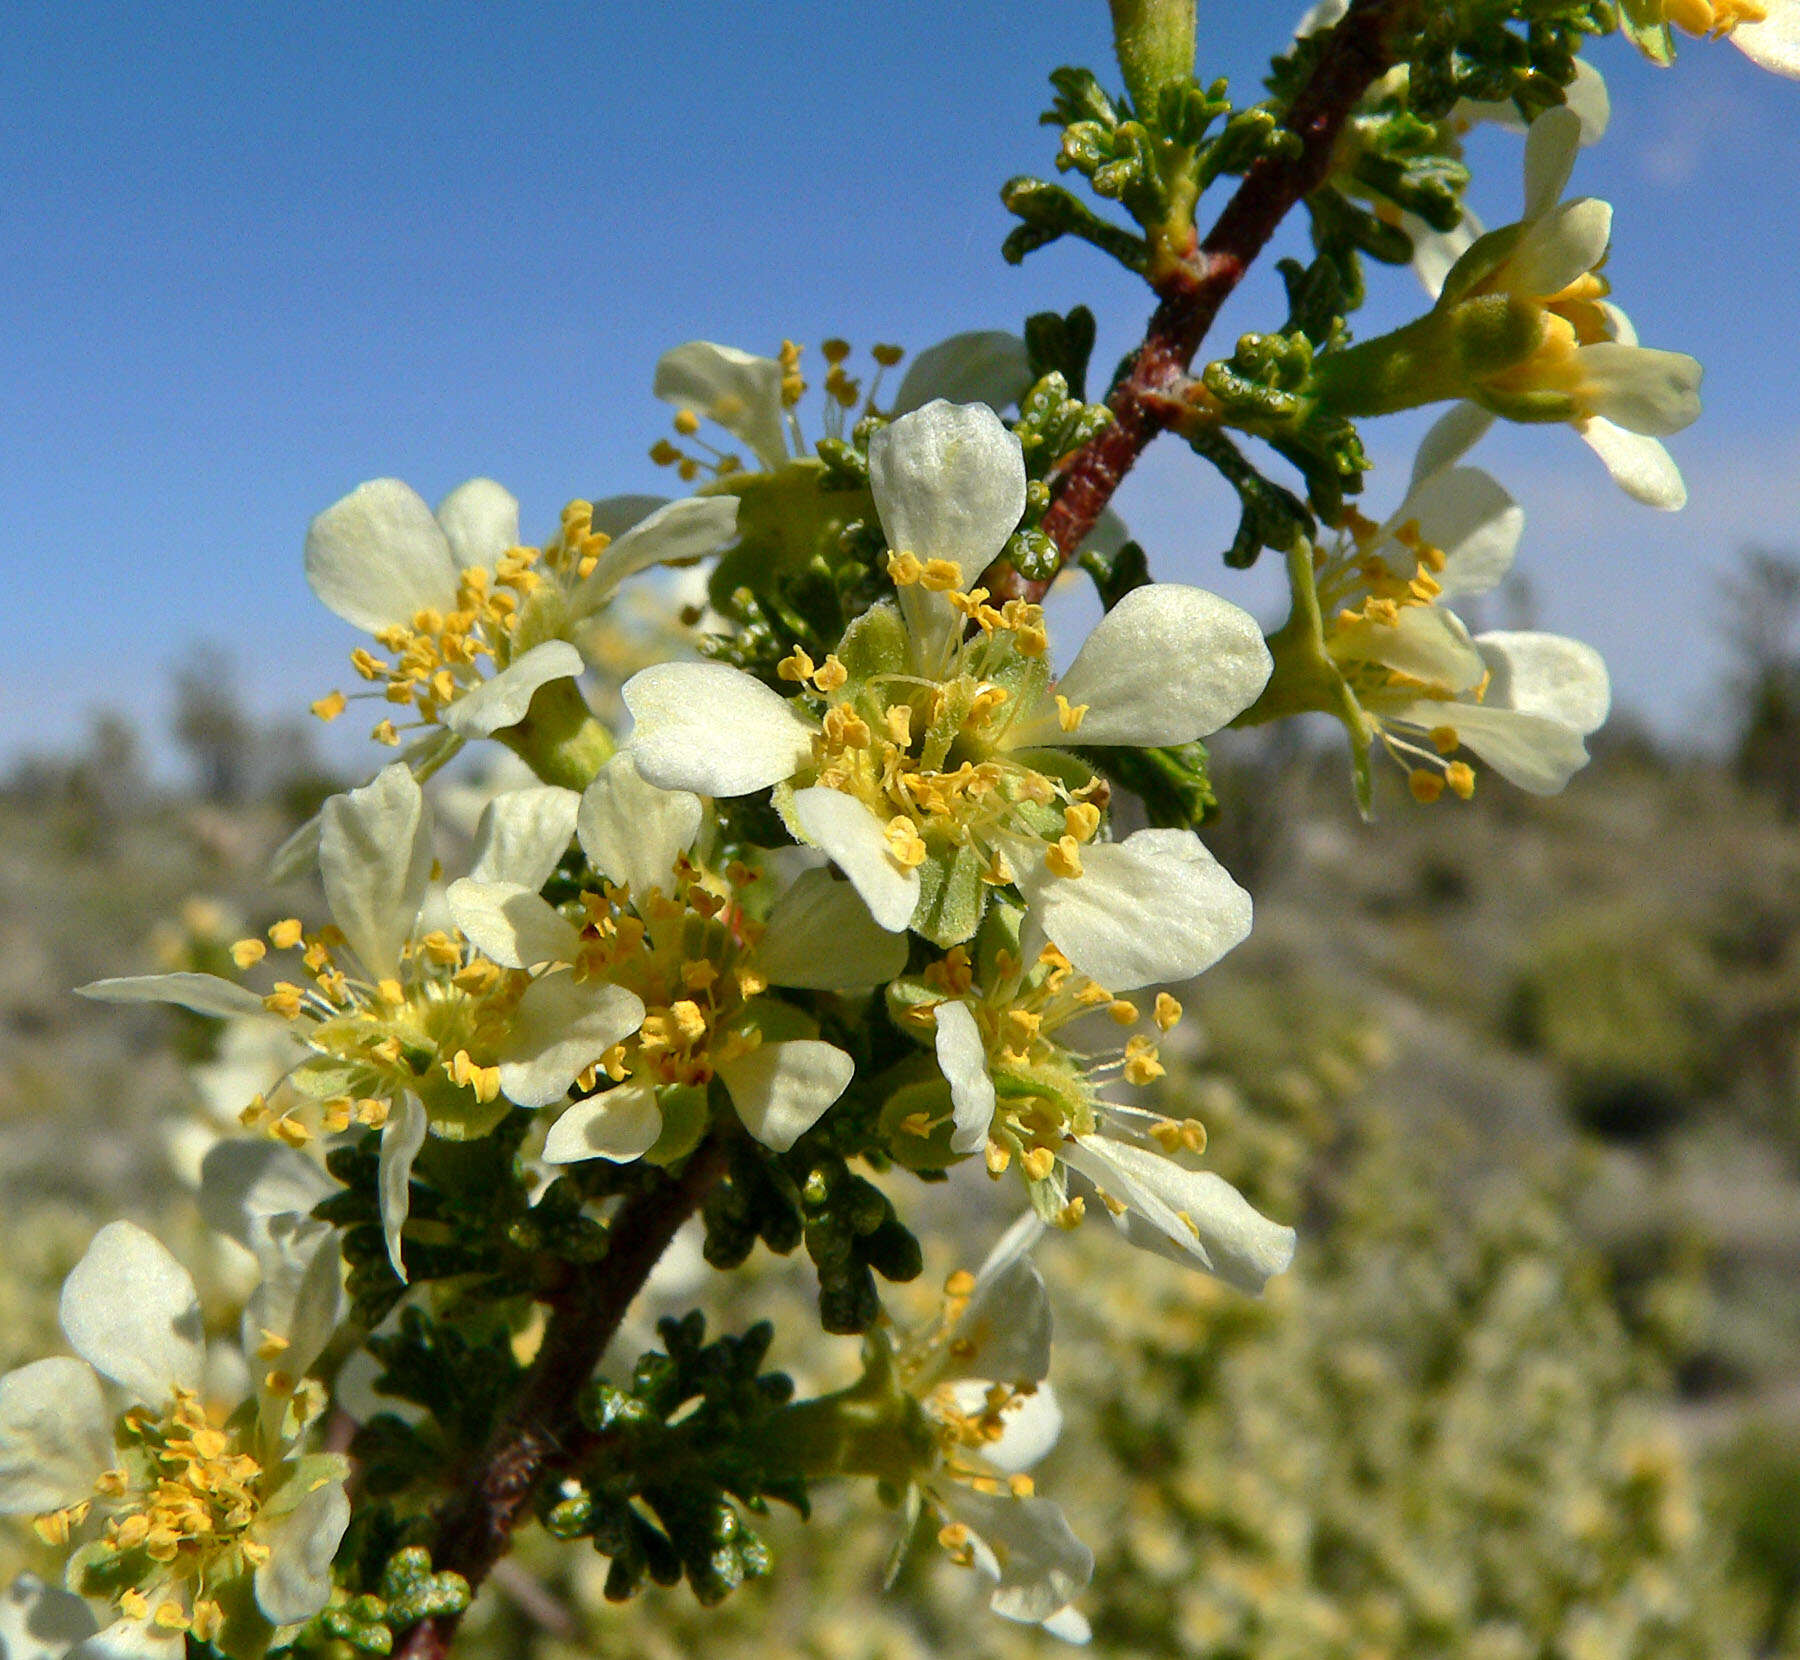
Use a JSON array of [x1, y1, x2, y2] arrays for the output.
[[1476, 629, 1611, 735], [442, 641, 585, 738], [496, 976, 646, 1110], [445, 879, 581, 970], [1505, 196, 1611, 298], [304, 478, 461, 634], [0, 1360, 110, 1513], [0, 1573, 101, 1660], [198, 1141, 337, 1257], [933, 1001, 996, 1156], [936, 1485, 1093, 1628], [378, 1094, 429, 1284], [751, 866, 910, 990], [1014, 585, 1271, 748], [541, 1080, 663, 1165], [434, 478, 520, 570], [790, 787, 920, 933], [1521, 105, 1582, 221], [576, 753, 702, 900], [1408, 403, 1496, 492], [319, 764, 434, 979], [943, 1377, 1063, 1473], [1576, 418, 1687, 510], [60, 1222, 204, 1403], [569, 495, 740, 619], [241, 1214, 344, 1392], [469, 786, 581, 889], [623, 662, 815, 796], [75, 972, 269, 1020], [1017, 831, 1252, 991], [653, 341, 789, 471], [1393, 698, 1590, 794], [868, 400, 1026, 574], [1387, 466, 1522, 599], [254, 1478, 351, 1625], [1734, 4, 1800, 75], [890, 331, 1032, 416], [1577, 343, 1702, 437], [718, 1039, 854, 1152]]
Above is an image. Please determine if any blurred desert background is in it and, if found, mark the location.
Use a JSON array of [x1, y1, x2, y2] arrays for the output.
[[3, 550, 1800, 1660]]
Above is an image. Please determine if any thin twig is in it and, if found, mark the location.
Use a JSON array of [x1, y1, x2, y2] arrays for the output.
[[393, 1138, 729, 1660], [986, 0, 1412, 602]]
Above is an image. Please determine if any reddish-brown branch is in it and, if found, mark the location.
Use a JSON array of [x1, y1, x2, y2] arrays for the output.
[[393, 1139, 729, 1660], [988, 0, 1412, 603]]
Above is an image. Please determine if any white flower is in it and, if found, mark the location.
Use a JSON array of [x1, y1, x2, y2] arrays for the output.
[[1621, 0, 1800, 76], [0, 1575, 99, 1660], [0, 1223, 348, 1655], [447, 754, 897, 1164], [82, 767, 645, 1280], [1429, 108, 1702, 509], [303, 473, 736, 757], [891, 931, 1294, 1295], [891, 1215, 1093, 1640], [1300, 420, 1611, 800], [623, 400, 1268, 982]]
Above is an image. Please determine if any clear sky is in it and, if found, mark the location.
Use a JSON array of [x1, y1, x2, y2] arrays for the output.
[[5, 2, 1797, 772]]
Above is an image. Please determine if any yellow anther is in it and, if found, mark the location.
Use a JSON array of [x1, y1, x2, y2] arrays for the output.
[[872, 343, 905, 367], [272, 1115, 312, 1148], [1150, 1120, 1185, 1153], [190, 1602, 225, 1643], [672, 409, 701, 436], [230, 938, 267, 969], [1429, 725, 1460, 755], [982, 847, 1015, 886], [153, 1603, 189, 1632], [310, 690, 347, 722], [682, 959, 719, 991], [1021, 1145, 1057, 1182], [375, 977, 405, 1007], [1055, 694, 1089, 733], [1124, 1035, 1164, 1086], [649, 438, 682, 466], [1154, 992, 1182, 1032], [1108, 999, 1140, 1026], [919, 558, 962, 591], [676, 458, 700, 482], [269, 918, 304, 949], [452, 959, 501, 995], [1409, 769, 1446, 804], [821, 338, 851, 364], [1445, 760, 1476, 799], [670, 1000, 709, 1045], [944, 1268, 977, 1298], [985, 1139, 1013, 1176], [1064, 801, 1102, 843], [371, 718, 402, 746], [262, 984, 304, 1020], [777, 646, 816, 683], [886, 550, 923, 586], [321, 1098, 352, 1133], [885, 816, 928, 870], [349, 647, 387, 680], [822, 704, 871, 749], [884, 704, 913, 746], [1045, 836, 1084, 879]]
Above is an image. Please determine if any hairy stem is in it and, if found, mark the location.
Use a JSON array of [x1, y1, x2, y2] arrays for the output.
[[393, 1138, 729, 1660], [985, 0, 1412, 602]]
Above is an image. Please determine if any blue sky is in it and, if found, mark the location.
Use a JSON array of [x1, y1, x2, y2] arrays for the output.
[[5, 2, 1797, 772]]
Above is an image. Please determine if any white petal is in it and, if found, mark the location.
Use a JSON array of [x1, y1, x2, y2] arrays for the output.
[[1064, 1134, 1297, 1294], [1505, 196, 1610, 298], [944, 1378, 1063, 1474], [541, 1080, 663, 1165], [469, 786, 581, 889], [569, 495, 740, 619], [75, 972, 268, 1020], [576, 753, 702, 900], [59, 1222, 204, 1402], [1735, 5, 1800, 75], [942, 1213, 1052, 1384], [1404, 205, 1478, 301], [623, 662, 815, 796], [320, 763, 434, 979], [304, 479, 461, 634], [933, 1001, 996, 1156], [790, 787, 920, 933], [269, 810, 323, 883], [242, 1214, 344, 1388], [1521, 105, 1582, 221], [868, 401, 1026, 575], [0, 1573, 100, 1660], [1017, 832, 1252, 991], [937, 1486, 1093, 1627], [752, 866, 910, 990], [1408, 403, 1496, 491], [587, 494, 670, 538], [1387, 466, 1522, 598], [1393, 698, 1590, 794], [717, 1039, 854, 1152], [444, 879, 581, 970], [890, 331, 1033, 417], [1017, 585, 1271, 748], [1565, 59, 1612, 140], [1577, 343, 1703, 436], [73, 1619, 183, 1660], [1362, 604, 1487, 693], [1041, 1606, 1093, 1644], [0, 1360, 109, 1513], [653, 341, 789, 471], [441, 640, 585, 738], [496, 976, 646, 1110], [434, 478, 520, 570], [1477, 629, 1610, 734], [378, 1094, 429, 1284], [1576, 418, 1687, 510], [198, 1141, 337, 1255], [254, 1478, 351, 1625], [1293, 0, 1349, 37]]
